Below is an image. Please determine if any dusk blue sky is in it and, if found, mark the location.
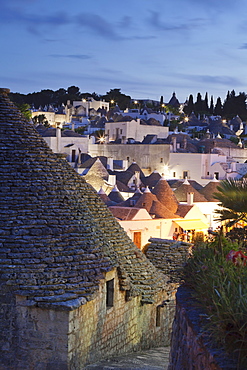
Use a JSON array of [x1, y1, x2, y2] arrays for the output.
[[1, 0, 247, 103]]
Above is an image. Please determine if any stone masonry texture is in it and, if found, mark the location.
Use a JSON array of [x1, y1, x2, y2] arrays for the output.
[[0, 88, 174, 369], [169, 286, 240, 370]]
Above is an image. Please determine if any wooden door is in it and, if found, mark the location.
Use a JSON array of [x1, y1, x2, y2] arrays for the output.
[[133, 232, 141, 249]]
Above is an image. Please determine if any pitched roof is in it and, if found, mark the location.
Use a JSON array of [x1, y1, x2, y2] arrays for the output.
[[0, 88, 167, 307], [36, 125, 83, 138], [80, 156, 108, 169], [196, 137, 238, 154], [173, 182, 208, 202], [171, 179, 203, 191], [142, 171, 161, 188], [108, 207, 141, 221], [176, 204, 194, 218], [127, 162, 145, 177], [119, 189, 143, 207]]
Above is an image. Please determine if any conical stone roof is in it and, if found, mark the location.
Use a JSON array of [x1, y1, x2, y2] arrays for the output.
[[83, 158, 110, 192], [199, 179, 220, 202], [108, 185, 125, 203], [173, 182, 208, 202], [149, 201, 179, 219], [0, 88, 167, 308], [152, 176, 178, 213]]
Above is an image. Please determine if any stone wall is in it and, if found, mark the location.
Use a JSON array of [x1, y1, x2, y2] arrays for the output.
[[146, 238, 192, 283], [169, 286, 238, 370], [68, 268, 174, 368], [16, 297, 69, 370], [11, 269, 175, 369]]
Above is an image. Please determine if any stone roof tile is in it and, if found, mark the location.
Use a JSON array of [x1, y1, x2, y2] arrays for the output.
[[0, 88, 167, 308]]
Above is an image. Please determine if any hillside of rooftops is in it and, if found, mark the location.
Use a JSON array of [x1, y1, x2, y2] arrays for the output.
[[9, 87, 247, 147]]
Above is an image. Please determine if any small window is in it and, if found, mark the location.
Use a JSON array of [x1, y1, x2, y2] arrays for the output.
[[173, 172, 176, 178], [156, 306, 161, 327], [207, 172, 209, 175], [127, 156, 129, 161], [106, 279, 114, 308], [71, 150, 76, 162], [160, 158, 163, 163], [183, 171, 188, 179], [130, 199, 136, 206], [214, 172, 219, 180]]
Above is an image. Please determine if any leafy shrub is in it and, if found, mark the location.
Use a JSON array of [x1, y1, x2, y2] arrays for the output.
[[226, 226, 247, 249], [183, 233, 247, 367]]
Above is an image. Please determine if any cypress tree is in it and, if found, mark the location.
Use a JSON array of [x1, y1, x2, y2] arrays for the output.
[[204, 92, 209, 112], [183, 94, 194, 116], [209, 95, 214, 114], [194, 92, 203, 117], [214, 97, 223, 116]]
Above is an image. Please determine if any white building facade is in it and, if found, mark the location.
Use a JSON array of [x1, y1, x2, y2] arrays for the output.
[[105, 119, 169, 143]]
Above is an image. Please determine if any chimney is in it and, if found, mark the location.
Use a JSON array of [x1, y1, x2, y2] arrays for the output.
[[56, 127, 61, 152], [171, 136, 177, 152], [187, 192, 194, 205], [134, 171, 140, 186], [183, 137, 187, 149], [108, 174, 116, 186], [107, 157, 113, 170], [231, 162, 237, 171], [85, 101, 89, 117]]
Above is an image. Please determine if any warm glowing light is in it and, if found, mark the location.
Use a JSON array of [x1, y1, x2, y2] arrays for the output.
[[110, 100, 114, 104], [163, 164, 171, 177], [184, 117, 189, 122], [222, 119, 227, 123], [134, 100, 138, 104], [97, 135, 105, 144], [82, 99, 87, 103]]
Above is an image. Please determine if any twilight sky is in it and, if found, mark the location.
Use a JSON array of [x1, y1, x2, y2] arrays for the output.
[[1, 0, 247, 103]]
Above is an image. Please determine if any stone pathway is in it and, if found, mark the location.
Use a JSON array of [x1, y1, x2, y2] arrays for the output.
[[85, 346, 170, 369]]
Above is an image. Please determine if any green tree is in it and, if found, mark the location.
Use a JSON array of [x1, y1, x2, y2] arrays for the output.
[[183, 94, 194, 116], [209, 95, 214, 114], [214, 179, 247, 227], [16, 103, 32, 121], [194, 92, 203, 115], [214, 97, 223, 116], [53, 88, 67, 105], [203, 92, 209, 113], [67, 86, 80, 96], [223, 91, 247, 120], [32, 114, 49, 126], [102, 88, 131, 110]]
